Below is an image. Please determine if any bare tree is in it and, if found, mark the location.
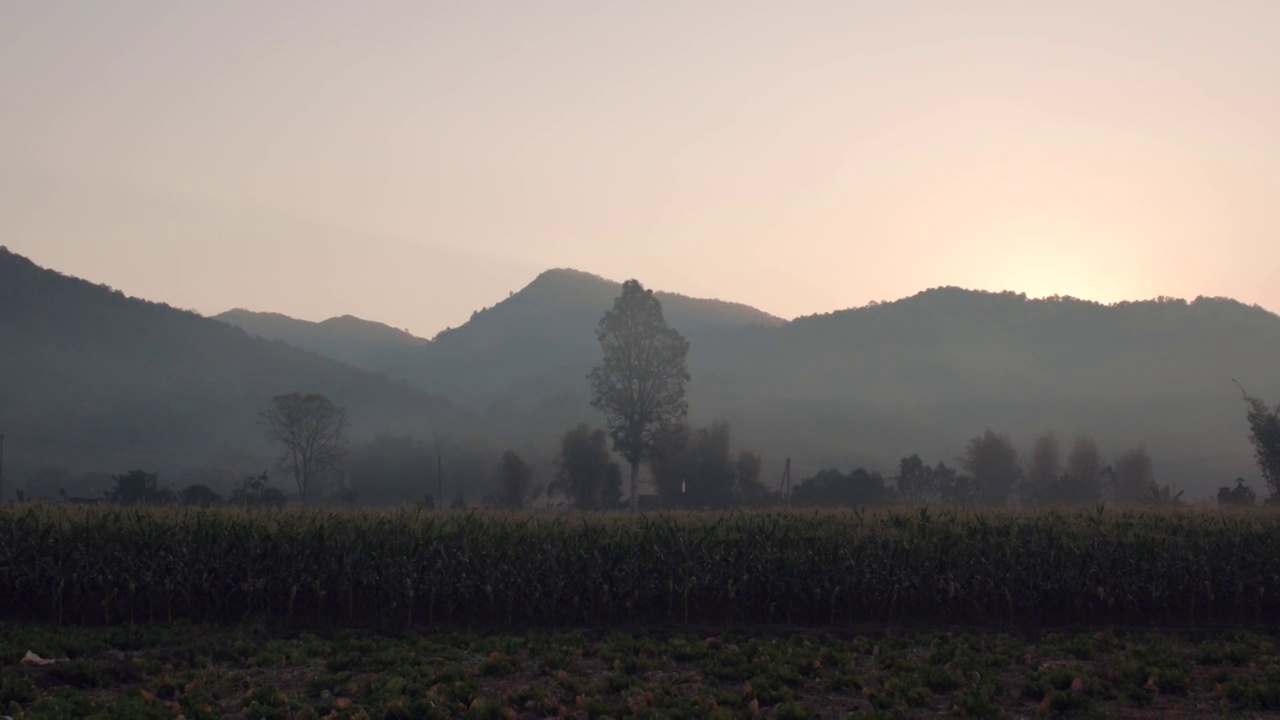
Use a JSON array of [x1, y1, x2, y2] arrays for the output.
[[589, 280, 691, 512], [261, 393, 349, 502]]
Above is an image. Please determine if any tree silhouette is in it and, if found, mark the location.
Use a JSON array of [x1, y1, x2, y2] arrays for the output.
[[1021, 432, 1061, 507], [897, 454, 935, 504], [648, 422, 738, 509], [261, 393, 348, 502], [1235, 381, 1280, 501], [588, 280, 690, 511], [1055, 436, 1108, 506], [179, 483, 223, 507], [961, 429, 1020, 507], [230, 472, 288, 508], [1111, 447, 1156, 505], [935, 463, 975, 506], [552, 425, 623, 511], [792, 467, 889, 507], [494, 450, 534, 509], [896, 455, 973, 506], [734, 450, 773, 506]]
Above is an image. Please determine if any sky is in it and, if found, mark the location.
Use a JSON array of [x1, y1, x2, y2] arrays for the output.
[[2, 1, 1278, 338]]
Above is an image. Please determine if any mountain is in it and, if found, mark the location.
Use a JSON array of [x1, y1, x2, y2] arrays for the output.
[[690, 288, 1280, 496], [401, 268, 782, 403], [379, 277, 1280, 498], [222, 267, 784, 412], [378, 268, 785, 444], [38, 244, 1279, 501], [0, 247, 474, 492], [214, 268, 1280, 499], [215, 309, 427, 377]]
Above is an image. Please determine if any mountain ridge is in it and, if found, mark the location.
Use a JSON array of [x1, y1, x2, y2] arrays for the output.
[[8, 245, 1280, 501], [213, 308, 428, 376], [215, 308, 428, 342], [0, 247, 474, 490], [208, 266, 1280, 499]]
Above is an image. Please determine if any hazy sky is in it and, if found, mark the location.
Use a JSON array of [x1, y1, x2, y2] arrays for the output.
[[3, 1, 1278, 337]]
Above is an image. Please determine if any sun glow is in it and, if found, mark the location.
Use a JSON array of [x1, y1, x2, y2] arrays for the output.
[[975, 237, 1138, 307]]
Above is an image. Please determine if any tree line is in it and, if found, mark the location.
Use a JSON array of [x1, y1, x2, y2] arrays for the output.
[[27, 418, 1274, 511]]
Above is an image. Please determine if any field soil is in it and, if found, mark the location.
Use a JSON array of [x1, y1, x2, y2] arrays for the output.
[[3, 623, 1280, 718]]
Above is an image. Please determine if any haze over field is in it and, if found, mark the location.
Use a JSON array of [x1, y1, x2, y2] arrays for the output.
[[2, 3, 1279, 507]]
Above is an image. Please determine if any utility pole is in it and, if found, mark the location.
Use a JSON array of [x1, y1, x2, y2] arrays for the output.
[[0, 433, 5, 503], [780, 457, 791, 509], [436, 453, 443, 510]]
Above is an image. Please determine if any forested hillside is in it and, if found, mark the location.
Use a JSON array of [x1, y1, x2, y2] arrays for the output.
[[218, 267, 787, 450], [8, 245, 1280, 502], [214, 309, 428, 378], [0, 247, 474, 494], [214, 268, 1280, 500], [689, 288, 1280, 494]]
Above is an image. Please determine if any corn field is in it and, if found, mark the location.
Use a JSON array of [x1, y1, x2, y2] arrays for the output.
[[1, 505, 1277, 628]]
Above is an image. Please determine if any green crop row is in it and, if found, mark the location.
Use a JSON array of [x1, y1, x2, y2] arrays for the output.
[[0, 505, 1277, 628]]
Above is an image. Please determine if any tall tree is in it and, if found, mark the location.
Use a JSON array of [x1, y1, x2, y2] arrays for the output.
[[961, 429, 1020, 507], [261, 393, 349, 502], [588, 280, 691, 512], [1235, 381, 1280, 501]]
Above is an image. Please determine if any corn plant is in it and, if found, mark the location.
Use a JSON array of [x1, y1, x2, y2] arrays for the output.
[[1, 505, 1278, 628]]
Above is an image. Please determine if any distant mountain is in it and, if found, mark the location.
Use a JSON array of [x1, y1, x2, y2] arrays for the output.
[[214, 269, 783, 413], [45, 246, 1280, 501], [214, 269, 1280, 499], [690, 288, 1280, 497], [0, 247, 473, 491], [385, 268, 785, 442], [394, 276, 1280, 498], [215, 308, 427, 377]]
